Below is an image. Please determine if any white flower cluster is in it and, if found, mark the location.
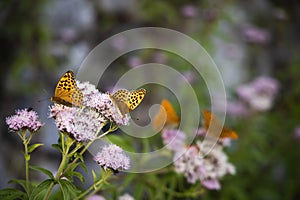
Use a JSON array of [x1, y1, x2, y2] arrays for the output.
[[162, 129, 236, 190]]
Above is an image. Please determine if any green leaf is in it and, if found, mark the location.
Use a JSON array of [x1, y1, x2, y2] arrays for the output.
[[58, 179, 81, 200], [73, 153, 84, 162], [28, 144, 44, 153], [9, 179, 27, 191], [29, 179, 53, 200], [29, 165, 55, 179], [78, 162, 88, 172], [106, 134, 135, 152], [71, 171, 85, 183], [0, 188, 26, 200], [92, 170, 97, 182], [51, 144, 62, 153]]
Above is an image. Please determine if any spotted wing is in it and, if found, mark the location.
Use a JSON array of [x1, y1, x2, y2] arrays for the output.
[[51, 70, 83, 107]]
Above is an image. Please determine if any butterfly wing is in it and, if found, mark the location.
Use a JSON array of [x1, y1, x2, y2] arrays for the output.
[[127, 88, 146, 111], [111, 88, 146, 117], [202, 110, 238, 139], [51, 70, 83, 107], [153, 99, 179, 130], [111, 89, 131, 117]]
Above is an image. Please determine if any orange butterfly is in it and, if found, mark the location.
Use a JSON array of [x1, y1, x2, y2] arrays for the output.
[[51, 70, 83, 107], [202, 110, 238, 139], [153, 99, 180, 130]]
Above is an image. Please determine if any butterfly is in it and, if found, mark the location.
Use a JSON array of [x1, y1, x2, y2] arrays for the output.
[[51, 70, 83, 107], [153, 99, 180, 130], [109, 88, 146, 117], [202, 110, 238, 139]]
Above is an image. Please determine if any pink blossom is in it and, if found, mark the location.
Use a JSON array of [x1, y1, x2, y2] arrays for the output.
[[236, 76, 279, 111], [294, 126, 300, 140], [202, 179, 221, 190], [162, 129, 186, 152], [6, 108, 43, 132], [94, 144, 130, 171], [181, 5, 198, 18], [242, 24, 270, 44]]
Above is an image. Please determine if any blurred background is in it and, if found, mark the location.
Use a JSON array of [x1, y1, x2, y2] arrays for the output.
[[1, 0, 300, 199]]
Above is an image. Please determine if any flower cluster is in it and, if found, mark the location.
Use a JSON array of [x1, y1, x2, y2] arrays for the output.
[[77, 81, 130, 125], [236, 76, 279, 112], [227, 76, 280, 116], [6, 108, 43, 132], [50, 81, 131, 142], [88, 193, 134, 200], [94, 144, 130, 171], [241, 24, 270, 44], [50, 104, 107, 142], [162, 128, 236, 190]]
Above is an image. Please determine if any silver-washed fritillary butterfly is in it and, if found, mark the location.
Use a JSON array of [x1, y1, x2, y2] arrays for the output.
[[51, 70, 83, 107], [109, 88, 146, 117]]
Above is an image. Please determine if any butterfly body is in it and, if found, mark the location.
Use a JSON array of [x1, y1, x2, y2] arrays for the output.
[[51, 70, 83, 107], [109, 88, 146, 117]]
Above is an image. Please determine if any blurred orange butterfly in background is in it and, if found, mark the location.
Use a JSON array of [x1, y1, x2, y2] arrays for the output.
[[51, 70, 83, 107], [153, 99, 180, 131], [202, 110, 238, 139]]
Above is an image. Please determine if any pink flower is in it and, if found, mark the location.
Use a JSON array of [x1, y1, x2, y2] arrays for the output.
[[87, 195, 106, 200], [174, 145, 205, 184], [236, 76, 279, 111], [181, 5, 198, 18], [77, 81, 130, 126], [94, 144, 130, 171], [162, 129, 186, 152], [242, 24, 270, 44], [50, 105, 107, 142], [6, 108, 43, 132], [173, 138, 236, 187], [294, 126, 300, 140], [202, 179, 221, 190], [182, 70, 197, 84], [118, 193, 134, 200], [127, 56, 142, 68], [226, 101, 248, 117]]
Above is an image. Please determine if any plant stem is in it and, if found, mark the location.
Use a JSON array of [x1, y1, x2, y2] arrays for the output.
[[61, 124, 112, 175], [75, 169, 113, 200], [43, 182, 54, 200], [44, 132, 74, 200], [22, 130, 31, 196]]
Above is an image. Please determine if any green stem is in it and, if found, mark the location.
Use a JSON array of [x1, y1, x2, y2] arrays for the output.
[[43, 182, 54, 200], [61, 124, 112, 175], [22, 130, 31, 196], [44, 132, 74, 200], [75, 169, 113, 200]]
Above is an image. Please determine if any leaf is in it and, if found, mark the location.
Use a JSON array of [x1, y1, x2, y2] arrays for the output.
[[51, 144, 62, 153], [29, 165, 55, 179], [8, 179, 27, 191], [28, 144, 44, 153], [78, 162, 88, 172], [106, 134, 135, 152], [58, 179, 81, 200], [73, 153, 84, 162], [0, 188, 26, 200], [29, 179, 53, 200], [71, 171, 85, 183], [92, 170, 97, 182]]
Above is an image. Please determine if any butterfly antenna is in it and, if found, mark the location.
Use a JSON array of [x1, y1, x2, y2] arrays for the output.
[[37, 97, 50, 103]]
